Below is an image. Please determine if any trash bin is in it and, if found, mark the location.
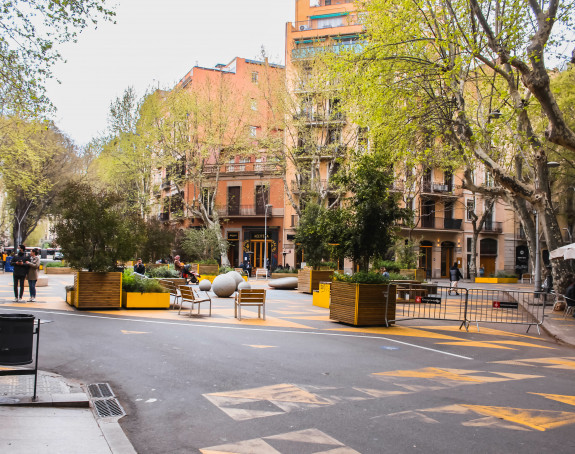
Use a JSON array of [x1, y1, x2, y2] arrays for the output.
[[5, 256, 13, 272], [0, 313, 35, 365]]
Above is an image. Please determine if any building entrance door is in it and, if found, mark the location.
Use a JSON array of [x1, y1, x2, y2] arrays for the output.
[[419, 241, 433, 278], [249, 240, 272, 269], [441, 241, 455, 278]]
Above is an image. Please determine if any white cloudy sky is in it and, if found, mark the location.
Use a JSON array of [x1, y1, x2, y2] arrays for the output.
[[45, 0, 294, 146]]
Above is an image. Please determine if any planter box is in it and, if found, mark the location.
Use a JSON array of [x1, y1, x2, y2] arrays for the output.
[[198, 264, 219, 275], [155, 278, 187, 287], [475, 277, 518, 284], [66, 289, 75, 305], [399, 269, 426, 282], [298, 269, 334, 294], [73, 271, 122, 309], [330, 281, 396, 326], [122, 291, 170, 309], [313, 282, 331, 308], [271, 272, 299, 279], [45, 267, 74, 274]]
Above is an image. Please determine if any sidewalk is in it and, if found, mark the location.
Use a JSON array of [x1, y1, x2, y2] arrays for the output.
[[435, 278, 575, 347], [0, 370, 136, 454]]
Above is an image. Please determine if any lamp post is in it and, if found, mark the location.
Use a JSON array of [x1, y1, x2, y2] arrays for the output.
[[264, 204, 273, 277], [534, 161, 561, 292]]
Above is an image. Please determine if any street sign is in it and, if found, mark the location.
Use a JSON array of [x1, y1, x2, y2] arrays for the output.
[[415, 296, 441, 304], [493, 301, 519, 309]]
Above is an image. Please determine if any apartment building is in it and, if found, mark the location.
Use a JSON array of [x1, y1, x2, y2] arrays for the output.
[[283, 0, 525, 277], [157, 57, 285, 269]]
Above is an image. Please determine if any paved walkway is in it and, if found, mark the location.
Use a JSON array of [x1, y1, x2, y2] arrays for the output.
[[1, 270, 574, 452]]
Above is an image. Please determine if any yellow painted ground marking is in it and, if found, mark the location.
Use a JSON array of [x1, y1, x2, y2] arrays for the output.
[[373, 367, 484, 382], [355, 389, 410, 398], [209, 383, 331, 405], [271, 311, 313, 315], [244, 345, 277, 349], [462, 405, 575, 431], [200, 439, 279, 454], [492, 357, 575, 370], [530, 393, 575, 407], [486, 340, 554, 349], [326, 326, 465, 341], [283, 315, 331, 321], [462, 416, 530, 431], [436, 341, 514, 349], [413, 325, 541, 340], [121, 330, 149, 334]]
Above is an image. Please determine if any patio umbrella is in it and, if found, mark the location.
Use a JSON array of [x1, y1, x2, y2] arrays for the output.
[[550, 243, 575, 260]]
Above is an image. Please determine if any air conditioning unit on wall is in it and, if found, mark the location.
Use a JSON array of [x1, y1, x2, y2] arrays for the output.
[[299, 24, 310, 31]]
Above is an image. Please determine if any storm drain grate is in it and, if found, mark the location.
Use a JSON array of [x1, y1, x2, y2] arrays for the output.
[[87, 383, 115, 399], [93, 398, 125, 418]]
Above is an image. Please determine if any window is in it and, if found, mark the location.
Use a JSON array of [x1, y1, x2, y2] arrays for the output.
[[466, 199, 475, 221], [249, 126, 257, 137], [251, 71, 259, 84], [251, 99, 257, 111], [485, 170, 493, 187]]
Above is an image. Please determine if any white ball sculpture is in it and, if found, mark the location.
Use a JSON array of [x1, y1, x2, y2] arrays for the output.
[[198, 279, 212, 291], [237, 281, 251, 290], [226, 270, 244, 288], [212, 274, 236, 298]]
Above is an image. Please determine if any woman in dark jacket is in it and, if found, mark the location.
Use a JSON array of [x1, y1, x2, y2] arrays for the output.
[[12, 244, 29, 302], [448, 262, 463, 296]]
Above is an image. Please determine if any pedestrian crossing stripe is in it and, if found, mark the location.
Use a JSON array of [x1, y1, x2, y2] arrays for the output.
[[530, 393, 575, 407]]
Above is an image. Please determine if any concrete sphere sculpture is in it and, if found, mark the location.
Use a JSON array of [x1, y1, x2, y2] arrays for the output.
[[268, 277, 298, 290], [237, 281, 251, 290], [226, 271, 244, 288], [198, 279, 212, 292], [212, 274, 236, 298]]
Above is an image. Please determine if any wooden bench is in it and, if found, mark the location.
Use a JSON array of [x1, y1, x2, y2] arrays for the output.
[[178, 286, 212, 317], [159, 279, 181, 310], [255, 268, 268, 280], [234, 289, 266, 321]]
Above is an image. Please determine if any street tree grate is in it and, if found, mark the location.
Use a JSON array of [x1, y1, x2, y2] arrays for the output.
[[93, 398, 125, 418], [87, 383, 115, 399]]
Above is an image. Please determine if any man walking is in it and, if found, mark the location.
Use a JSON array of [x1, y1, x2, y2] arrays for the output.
[[448, 261, 463, 296], [12, 244, 29, 302]]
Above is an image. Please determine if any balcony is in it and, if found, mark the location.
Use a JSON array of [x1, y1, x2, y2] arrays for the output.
[[293, 14, 359, 33], [400, 216, 463, 230], [292, 42, 364, 60], [309, 0, 355, 7], [483, 221, 503, 233], [421, 181, 457, 196], [293, 111, 346, 125], [215, 205, 279, 218], [202, 162, 282, 176]]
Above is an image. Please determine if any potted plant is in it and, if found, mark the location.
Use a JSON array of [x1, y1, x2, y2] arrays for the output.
[[122, 269, 170, 309], [475, 270, 519, 284], [330, 272, 397, 326], [53, 183, 145, 309]]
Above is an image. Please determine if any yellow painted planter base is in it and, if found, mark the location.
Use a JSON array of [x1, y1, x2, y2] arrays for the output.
[[122, 292, 170, 309], [475, 277, 518, 284], [313, 282, 331, 308]]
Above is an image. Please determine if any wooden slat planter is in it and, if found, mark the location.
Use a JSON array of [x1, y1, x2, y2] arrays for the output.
[[45, 267, 74, 274], [298, 269, 334, 293], [122, 292, 170, 309], [271, 272, 299, 279], [330, 281, 396, 326], [399, 269, 426, 282], [198, 264, 219, 275], [73, 272, 122, 309]]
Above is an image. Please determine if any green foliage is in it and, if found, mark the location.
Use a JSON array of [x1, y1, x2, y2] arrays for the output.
[[53, 182, 145, 272], [373, 259, 401, 273], [392, 239, 421, 270], [218, 266, 235, 274], [0, 0, 115, 113], [138, 219, 174, 263], [332, 271, 390, 285], [145, 266, 179, 279], [122, 269, 167, 294], [493, 271, 518, 279], [180, 226, 227, 263], [295, 203, 330, 269], [389, 272, 411, 281], [45, 261, 68, 268]]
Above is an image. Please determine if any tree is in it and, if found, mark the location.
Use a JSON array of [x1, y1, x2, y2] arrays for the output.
[[294, 203, 330, 269], [138, 219, 175, 264], [0, 0, 115, 113], [0, 117, 79, 245], [180, 225, 228, 264], [53, 182, 144, 272], [330, 0, 575, 290]]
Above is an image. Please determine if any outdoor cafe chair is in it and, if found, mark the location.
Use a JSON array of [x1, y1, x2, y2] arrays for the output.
[[234, 288, 266, 321], [179, 286, 212, 317]]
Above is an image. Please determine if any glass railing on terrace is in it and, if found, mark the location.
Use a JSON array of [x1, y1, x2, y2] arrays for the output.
[[292, 42, 364, 59]]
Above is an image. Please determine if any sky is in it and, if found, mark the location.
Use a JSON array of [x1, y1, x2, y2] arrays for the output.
[[45, 0, 294, 147]]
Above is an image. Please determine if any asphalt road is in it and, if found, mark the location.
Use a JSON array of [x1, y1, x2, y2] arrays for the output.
[[2, 275, 575, 453]]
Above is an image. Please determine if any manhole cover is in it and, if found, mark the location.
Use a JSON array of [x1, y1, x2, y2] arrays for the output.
[[87, 383, 115, 399], [93, 398, 125, 418]]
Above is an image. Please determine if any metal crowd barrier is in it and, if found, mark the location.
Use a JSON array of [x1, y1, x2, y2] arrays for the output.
[[384, 283, 549, 334]]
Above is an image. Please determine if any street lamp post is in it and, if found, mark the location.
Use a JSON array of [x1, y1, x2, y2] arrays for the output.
[[264, 204, 273, 277]]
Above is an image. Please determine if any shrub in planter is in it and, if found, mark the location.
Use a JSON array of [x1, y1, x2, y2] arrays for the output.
[[122, 269, 167, 294], [145, 266, 180, 279], [333, 271, 390, 285]]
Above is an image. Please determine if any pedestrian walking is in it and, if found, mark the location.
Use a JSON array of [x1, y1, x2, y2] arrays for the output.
[[27, 248, 41, 302], [448, 262, 463, 296], [12, 244, 29, 302]]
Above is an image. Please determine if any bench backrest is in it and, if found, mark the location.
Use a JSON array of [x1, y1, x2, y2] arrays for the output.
[[237, 288, 266, 304]]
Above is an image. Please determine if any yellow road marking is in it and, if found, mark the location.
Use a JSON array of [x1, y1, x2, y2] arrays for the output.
[[492, 357, 575, 370], [486, 340, 554, 349], [436, 341, 514, 349], [413, 325, 541, 340], [462, 405, 575, 431], [121, 330, 149, 334], [530, 393, 575, 407], [326, 326, 465, 341], [208, 383, 330, 405], [373, 367, 484, 382]]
